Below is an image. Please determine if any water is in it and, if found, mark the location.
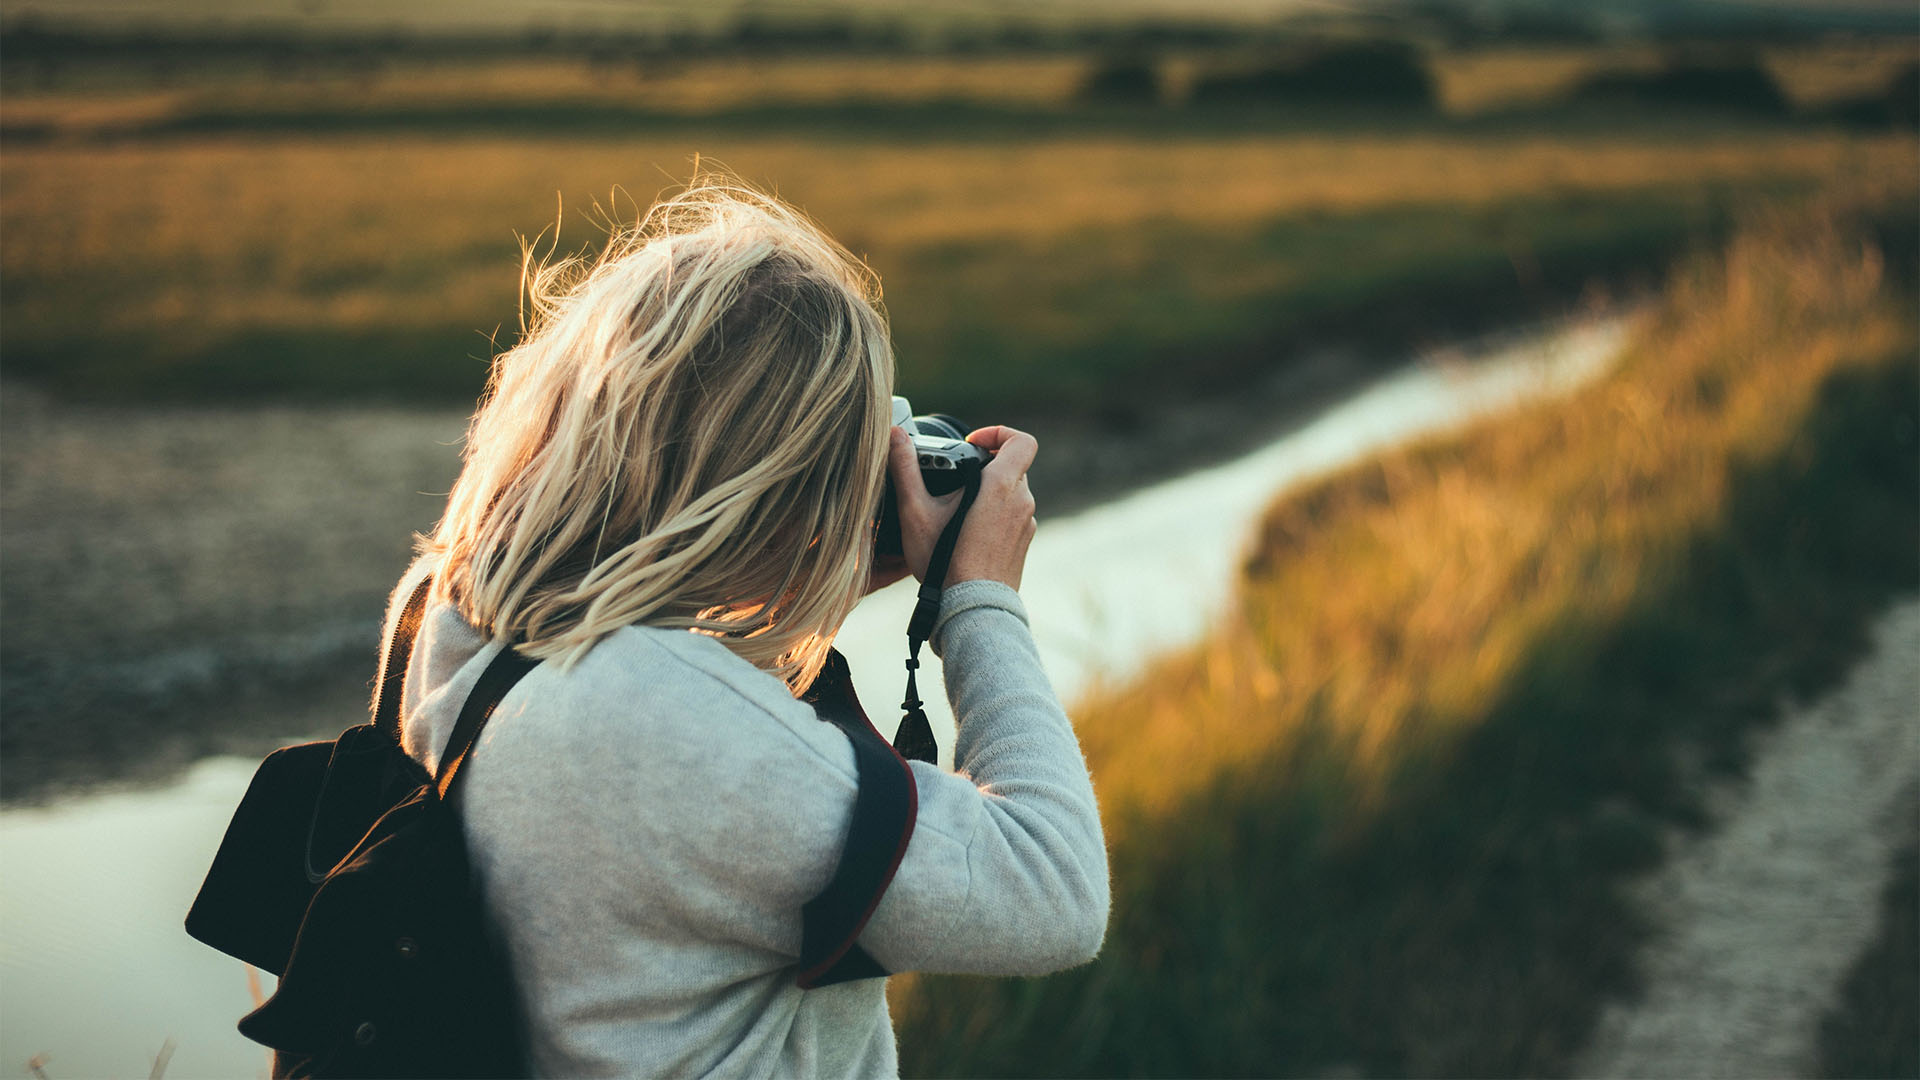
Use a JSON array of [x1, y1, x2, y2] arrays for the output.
[[0, 758, 272, 1079], [835, 315, 1629, 760], [0, 315, 1627, 1077]]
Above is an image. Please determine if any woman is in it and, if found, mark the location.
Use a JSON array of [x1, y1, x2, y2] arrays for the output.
[[385, 180, 1108, 1077]]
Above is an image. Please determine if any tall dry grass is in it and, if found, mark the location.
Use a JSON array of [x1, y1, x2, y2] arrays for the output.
[[3, 126, 1911, 405], [891, 195, 1919, 1076], [1082, 203, 1903, 817]]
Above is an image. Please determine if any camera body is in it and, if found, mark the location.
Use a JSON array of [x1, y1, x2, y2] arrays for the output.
[[875, 396, 991, 556]]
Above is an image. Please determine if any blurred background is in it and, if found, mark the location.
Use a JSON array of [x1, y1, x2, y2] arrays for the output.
[[1, 1, 1915, 1077]]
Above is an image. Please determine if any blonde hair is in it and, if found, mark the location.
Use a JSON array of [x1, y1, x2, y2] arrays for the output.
[[422, 178, 894, 692]]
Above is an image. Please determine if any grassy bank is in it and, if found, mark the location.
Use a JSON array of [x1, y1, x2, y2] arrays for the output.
[[890, 199, 1919, 1076]]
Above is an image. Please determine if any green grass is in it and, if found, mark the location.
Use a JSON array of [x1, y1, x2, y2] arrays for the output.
[[0, 324, 502, 401], [890, 202, 1920, 1076]]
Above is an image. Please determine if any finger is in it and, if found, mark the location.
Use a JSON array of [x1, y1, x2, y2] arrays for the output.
[[964, 425, 1025, 453], [886, 427, 933, 507], [972, 427, 1037, 477]]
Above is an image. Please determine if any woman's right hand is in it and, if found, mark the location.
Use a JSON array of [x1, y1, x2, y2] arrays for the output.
[[885, 424, 1039, 592]]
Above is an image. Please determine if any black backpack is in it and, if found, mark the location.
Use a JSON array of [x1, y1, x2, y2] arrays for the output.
[[186, 575, 917, 1077]]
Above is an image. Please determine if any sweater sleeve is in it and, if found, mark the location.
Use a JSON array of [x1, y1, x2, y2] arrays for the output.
[[854, 580, 1111, 976]]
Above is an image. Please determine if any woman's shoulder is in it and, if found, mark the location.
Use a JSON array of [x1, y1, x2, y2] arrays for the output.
[[514, 623, 858, 783], [576, 623, 792, 706]]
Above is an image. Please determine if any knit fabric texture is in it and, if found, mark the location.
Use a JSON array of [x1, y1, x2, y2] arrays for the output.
[[393, 568, 1110, 1079]]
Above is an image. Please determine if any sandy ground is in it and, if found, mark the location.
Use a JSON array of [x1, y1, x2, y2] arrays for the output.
[[1574, 598, 1920, 1079]]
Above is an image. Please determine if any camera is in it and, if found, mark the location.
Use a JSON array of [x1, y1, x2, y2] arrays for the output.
[[875, 396, 991, 556]]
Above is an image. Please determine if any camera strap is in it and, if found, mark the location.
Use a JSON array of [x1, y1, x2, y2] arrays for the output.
[[894, 464, 983, 765]]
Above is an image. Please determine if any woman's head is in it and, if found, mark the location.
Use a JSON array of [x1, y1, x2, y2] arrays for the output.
[[426, 178, 894, 691]]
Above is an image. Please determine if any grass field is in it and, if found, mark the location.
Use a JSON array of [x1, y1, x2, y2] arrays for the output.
[[888, 192, 1920, 1076], [4, 39, 1912, 421], [3, 39, 1911, 121], [3, 108, 1913, 418]]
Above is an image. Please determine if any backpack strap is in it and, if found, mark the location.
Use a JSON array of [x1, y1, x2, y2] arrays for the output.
[[373, 573, 436, 741], [435, 644, 541, 800], [796, 649, 919, 988], [299, 573, 437, 884]]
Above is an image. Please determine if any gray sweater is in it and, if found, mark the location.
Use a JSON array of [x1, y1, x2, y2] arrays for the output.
[[392, 567, 1110, 1078]]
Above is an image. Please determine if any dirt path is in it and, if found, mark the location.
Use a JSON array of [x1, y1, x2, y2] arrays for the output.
[[1575, 598, 1920, 1079]]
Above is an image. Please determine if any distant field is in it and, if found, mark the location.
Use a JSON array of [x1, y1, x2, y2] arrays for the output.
[[890, 189, 1920, 1077], [4, 39, 1912, 418], [3, 39, 1913, 119], [2, 79, 1913, 418]]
